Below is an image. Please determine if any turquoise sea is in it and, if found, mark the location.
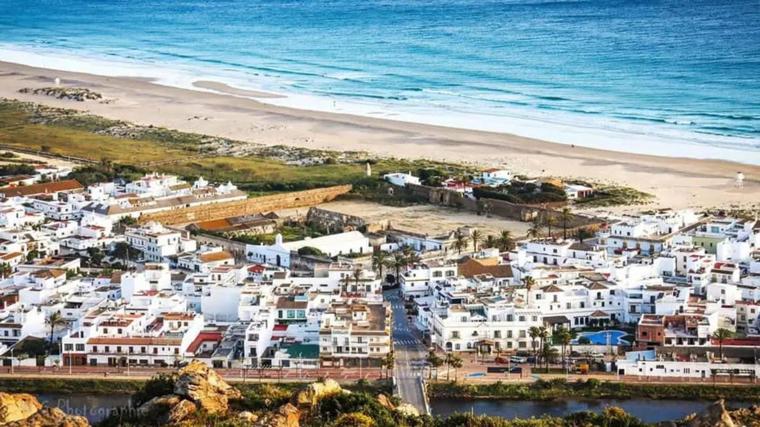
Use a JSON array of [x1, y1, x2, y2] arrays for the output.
[[0, 0, 758, 162]]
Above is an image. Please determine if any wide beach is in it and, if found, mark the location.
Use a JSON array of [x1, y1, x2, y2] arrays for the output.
[[0, 60, 758, 211]]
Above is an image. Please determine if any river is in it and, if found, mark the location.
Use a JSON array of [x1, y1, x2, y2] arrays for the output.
[[33, 393, 753, 424], [431, 398, 753, 423], [36, 393, 134, 424]]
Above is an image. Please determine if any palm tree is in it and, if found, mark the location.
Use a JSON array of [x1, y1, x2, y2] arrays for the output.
[[560, 207, 572, 239], [381, 351, 395, 379], [452, 231, 467, 254], [498, 230, 514, 252], [538, 326, 550, 368], [485, 235, 496, 250], [545, 216, 557, 238], [528, 326, 541, 367], [450, 354, 463, 381], [527, 218, 543, 239], [372, 251, 389, 283], [471, 229, 482, 252], [426, 350, 443, 379], [444, 352, 455, 381], [712, 328, 734, 360], [541, 345, 559, 372], [553, 327, 573, 368], [523, 276, 536, 307], [405, 249, 421, 267], [352, 268, 362, 289], [46, 311, 66, 348], [391, 252, 407, 284]]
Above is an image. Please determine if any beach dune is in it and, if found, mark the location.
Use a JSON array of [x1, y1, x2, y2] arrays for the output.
[[0, 60, 758, 211]]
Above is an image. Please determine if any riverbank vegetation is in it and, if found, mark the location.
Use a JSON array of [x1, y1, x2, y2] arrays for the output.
[[429, 378, 760, 401]]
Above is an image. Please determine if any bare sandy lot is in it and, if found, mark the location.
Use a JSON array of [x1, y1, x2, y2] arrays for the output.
[[315, 200, 532, 238]]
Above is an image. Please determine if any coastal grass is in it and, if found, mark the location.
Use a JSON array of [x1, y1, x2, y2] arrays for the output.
[[0, 99, 470, 196], [429, 378, 760, 402]]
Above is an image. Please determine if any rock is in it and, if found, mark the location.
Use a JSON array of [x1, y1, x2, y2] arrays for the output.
[[238, 411, 258, 422], [166, 399, 196, 424], [254, 403, 301, 427], [292, 379, 343, 410], [137, 394, 182, 417], [0, 392, 43, 423], [685, 400, 736, 427], [395, 403, 420, 417], [376, 394, 395, 411], [173, 360, 241, 414], [3, 407, 89, 427]]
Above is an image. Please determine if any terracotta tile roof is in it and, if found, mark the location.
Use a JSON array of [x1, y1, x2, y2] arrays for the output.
[[0, 179, 83, 198], [199, 251, 233, 263], [458, 257, 513, 279], [88, 336, 182, 345]]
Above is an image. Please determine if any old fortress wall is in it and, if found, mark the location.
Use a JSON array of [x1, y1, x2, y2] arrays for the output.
[[139, 185, 352, 225]]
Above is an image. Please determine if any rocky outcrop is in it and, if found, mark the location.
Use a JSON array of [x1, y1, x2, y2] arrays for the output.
[[19, 87, 103, 102], [0, 393, 43, 423], [292, 379, 343, 410], [681, 400, 760, 427], [173, 360, 242, 414], [0, 393, 88, 427], [253, 403, 301, 427], [3, 407, 89, 427]]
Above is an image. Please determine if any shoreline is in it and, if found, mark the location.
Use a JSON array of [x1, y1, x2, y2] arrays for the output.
[[1, 44, 758, 166], [1, 59, 759, 210]]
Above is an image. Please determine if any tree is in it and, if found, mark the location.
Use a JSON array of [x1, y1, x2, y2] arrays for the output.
[[527, 218, 543, 239], [452, 231, 467, 254], [528, 326, 541, 367], [553, 326, 573, 368], [111, 242, 135, 266], [484, 235, 496, 250], [471, 229, 482, 252], [426, 351, 443, 379], [523, 276, 536, 307], [498, 230, 514, 252], [538, 326, 550, 368], [577, 227, 593, 242], [545, 215, 557, 238], [86, 247, 105, 267], [26, 250, 40, 262], [560, 207, 572, 239], [380, 351, 395, 379], [449, 354, 463, 381], [372, 251, 389, 283], [712, 328, 734, 360], [0, 262, 12, 279], [541, 345, 559, 371], [46, 311, 66, 347], [391, 252, 407, 284], [352, 268, 362, 288]]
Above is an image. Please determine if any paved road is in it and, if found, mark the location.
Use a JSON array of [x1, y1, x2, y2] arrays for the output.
[[385, 290, 429, 414]]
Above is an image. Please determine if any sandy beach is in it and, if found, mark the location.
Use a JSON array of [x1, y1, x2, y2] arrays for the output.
[[0, 60, 758, 211]]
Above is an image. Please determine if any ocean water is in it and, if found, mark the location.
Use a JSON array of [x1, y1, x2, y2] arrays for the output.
[[1, 0, 759, 163]]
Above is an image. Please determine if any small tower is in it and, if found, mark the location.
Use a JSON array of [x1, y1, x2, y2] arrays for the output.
[[365, 161, 372, 177], [736, 171, 744, 187]]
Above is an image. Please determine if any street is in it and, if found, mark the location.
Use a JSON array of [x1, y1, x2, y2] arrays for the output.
[[385, 289, 429, 414]]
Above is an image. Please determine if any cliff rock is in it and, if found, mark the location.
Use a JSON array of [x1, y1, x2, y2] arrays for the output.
[[292, 379, 343, 410], [173, 360, 241, 414], [683, 400, 736, 427], [3, 407, 89, 427], [0, 392, 43, 423], [254, 403, 301, 427]]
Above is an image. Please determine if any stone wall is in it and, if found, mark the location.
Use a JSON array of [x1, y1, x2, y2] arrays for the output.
[[397, 183, 602, 229], [139, 185, 352, 226]]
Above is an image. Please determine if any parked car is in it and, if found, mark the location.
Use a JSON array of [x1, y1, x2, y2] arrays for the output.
[[510, 356, 527, 364]]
